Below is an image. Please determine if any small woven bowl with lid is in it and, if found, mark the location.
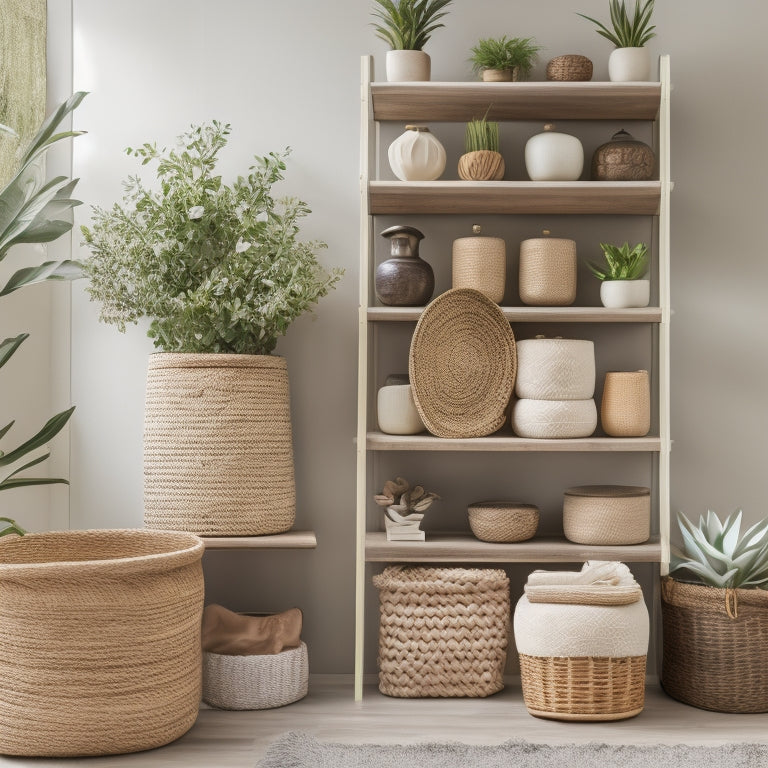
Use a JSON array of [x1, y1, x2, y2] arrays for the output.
[[468, 501, 540, 543]]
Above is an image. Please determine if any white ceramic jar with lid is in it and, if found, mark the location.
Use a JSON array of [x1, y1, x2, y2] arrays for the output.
[[388, 125, 446, 181], [524, 123, 584, 181]]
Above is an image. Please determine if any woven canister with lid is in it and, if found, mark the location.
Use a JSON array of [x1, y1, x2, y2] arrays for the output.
[[452, 224, 506, 303], [519, 230, 577, 306], [563, 485, 651, 545], [601, 370, 651, 437]]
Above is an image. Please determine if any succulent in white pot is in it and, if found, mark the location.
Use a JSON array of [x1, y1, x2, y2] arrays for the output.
[[587, 241, 649, 308], [371, 0, 453, 82], [577, 0, 656, 82]]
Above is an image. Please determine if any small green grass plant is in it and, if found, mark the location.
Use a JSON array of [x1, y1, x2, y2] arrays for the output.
[[469, 36, 541, 78]]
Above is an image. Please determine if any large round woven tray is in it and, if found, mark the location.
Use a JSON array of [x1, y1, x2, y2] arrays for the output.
[[409, 288, 516, 438]]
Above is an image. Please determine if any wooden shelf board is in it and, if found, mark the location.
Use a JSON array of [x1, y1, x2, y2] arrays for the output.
[[365, 532, 662, 563], [367, 306, 662, 323], [202, 531, 317, 550], [369, 181, 661, 215], [366, 432, 661, 452], [371, 81, 661, 122]]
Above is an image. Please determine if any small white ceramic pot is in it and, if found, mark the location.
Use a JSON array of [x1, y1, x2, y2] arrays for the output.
[[388, 125, 446, 181], [600, 279, 650, 308], [377, 385, 425, 435], [386, 50, 431, 82], [608, 47, 651, 82], [525, 124, 584, 181], [515, 337, 595, 401], [511, 398, 597, 439]]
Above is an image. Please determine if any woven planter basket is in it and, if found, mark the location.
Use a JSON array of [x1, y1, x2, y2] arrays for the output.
[[661, 576, 768, 713], [203, 642, 309, 710], [458, 150, 505, 181], [0, 529, 204, 757], [144, 353, 295, 536], [468, 501, 539, 542], [546, 55, 593, 81], [373, 566, 510, 697]]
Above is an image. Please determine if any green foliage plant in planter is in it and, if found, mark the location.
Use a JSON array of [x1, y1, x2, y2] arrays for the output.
[[458, 113, 504, 181], [82, 121, 342, 537], [587, 241, 649, 308], [0, 92, 86, 539], [662, 510, 768, 713], [577, 0, 656, 81], [371, 0, 453, 82], [469, 36, 541, 82]]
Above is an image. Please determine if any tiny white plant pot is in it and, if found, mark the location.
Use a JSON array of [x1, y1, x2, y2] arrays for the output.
[[608, 47, 652, 82], [386, 50, 431, 82], [600, 279, 650, 308], [377, 384, 425, 435]]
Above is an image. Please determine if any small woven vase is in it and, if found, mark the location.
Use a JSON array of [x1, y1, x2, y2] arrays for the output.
[[458, 150, 505, 181], [546, 54, 593, 81], [452, 224, 506, 303], [601, 370, 651, 437], [519, 231, 577, 306]]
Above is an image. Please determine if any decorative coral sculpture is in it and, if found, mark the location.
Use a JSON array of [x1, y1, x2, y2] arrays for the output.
[[374, 477, 440, 541]]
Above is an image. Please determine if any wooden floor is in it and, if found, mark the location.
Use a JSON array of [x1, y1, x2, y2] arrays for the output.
[[3, 677, 768, 767]]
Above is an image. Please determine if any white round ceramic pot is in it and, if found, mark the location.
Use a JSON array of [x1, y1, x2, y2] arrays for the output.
[[525, 124, 584, 181], [386, 50, 431, 82], [511, 398, 597, 439], [515, 337, 595, 401], [608, 47, 651, 82], [388, 126, 446, 181], [377, 385, 425, 435], [600, 279, 650, 308]]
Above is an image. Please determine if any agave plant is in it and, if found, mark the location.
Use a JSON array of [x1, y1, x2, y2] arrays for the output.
[[0, 91, 86, 538], [371, 0, 453, 50], [577, 0, 656, 49], [670, 510, 768, 589], [587, 241, 647, 280]]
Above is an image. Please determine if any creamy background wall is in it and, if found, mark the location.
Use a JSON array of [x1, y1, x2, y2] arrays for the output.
[[35, 0, 766, 672]]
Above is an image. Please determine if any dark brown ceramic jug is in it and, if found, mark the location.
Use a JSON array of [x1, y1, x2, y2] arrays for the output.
[[375, 225, 434, 306]]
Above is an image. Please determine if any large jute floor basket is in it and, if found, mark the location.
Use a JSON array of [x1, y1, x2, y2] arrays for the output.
[[144, 353, 295, 536], [373, 566, 510, 697], [661, 576, 768, 712], [0, 529, 204, 757]]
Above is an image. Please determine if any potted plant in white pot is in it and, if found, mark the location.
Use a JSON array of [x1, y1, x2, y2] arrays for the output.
[[469, 35, 541, 82], [81, 121, 342, 537], [662, 510, 768, 713], [371, 0, 453, 82], [587, 241, 649, 308], [577, 0, 656, 82]]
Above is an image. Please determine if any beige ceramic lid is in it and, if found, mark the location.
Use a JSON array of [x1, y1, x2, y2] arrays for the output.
[[564, 485, 650, 498]]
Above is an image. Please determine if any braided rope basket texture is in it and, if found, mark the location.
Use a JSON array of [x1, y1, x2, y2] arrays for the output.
[[518, 237, 577, 306], [144, 353, 295, 536], [546, 54, 593, 81], [373, 566, 510, 698], [409, 288, 516, 438], [0, 529, 204, 757], [203, 642, 309, 710], [452, 235, 506, 303], [661, 576, 768, 713], [468, 501, 539, 543]]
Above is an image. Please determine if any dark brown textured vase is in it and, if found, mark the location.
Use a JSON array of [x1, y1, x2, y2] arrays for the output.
[[375, 225, 434, 306], [591, 129, 655, 181]]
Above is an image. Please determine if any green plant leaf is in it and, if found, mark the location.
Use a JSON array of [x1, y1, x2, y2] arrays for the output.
[[0, 334, 28, 370], [0, 260, 83, 297], [0, 406, 75, 469], [0, 517, 26, 537], [19, 91, 87, 167]]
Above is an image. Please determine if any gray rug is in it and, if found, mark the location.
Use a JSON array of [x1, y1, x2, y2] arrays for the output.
[[257, 732, 768, 768]]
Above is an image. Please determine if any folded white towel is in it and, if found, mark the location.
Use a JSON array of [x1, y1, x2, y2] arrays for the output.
[[525, 561, 641, 605]]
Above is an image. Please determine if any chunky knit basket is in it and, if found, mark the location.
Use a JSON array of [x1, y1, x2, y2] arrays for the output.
[[144, 352, 295, 536], [0, 529, 204, 757], [373, 566, 510, 697]]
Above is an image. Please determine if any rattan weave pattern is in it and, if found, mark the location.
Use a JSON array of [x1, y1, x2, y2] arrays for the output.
[[661, 577, 768, 713], [563, 485, 650, 545], [468, 502, 539, 542], [410, 289, 516, 438], [601, 370, 651, 437], [373, 566, 510, 698], [143, 353, 295, 536], [519, 237, 577, 306], [0, 529, 204, 757], [546, 55, 593, 81], [452, 235, 506, 303]]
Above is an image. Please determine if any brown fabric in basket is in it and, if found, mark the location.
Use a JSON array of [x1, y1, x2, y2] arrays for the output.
[[202, 604, 302, 655]]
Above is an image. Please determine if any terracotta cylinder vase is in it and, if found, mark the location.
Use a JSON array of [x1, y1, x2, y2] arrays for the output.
[[601, 370, 651, 437]]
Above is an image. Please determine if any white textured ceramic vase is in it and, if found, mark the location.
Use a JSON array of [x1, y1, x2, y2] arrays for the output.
[[515, 337, 595, 400], [525, 124, 584, 181], [388, 126, 446, 181], [386, 50, 430, 82], [377, 385, 425, 435], [511, 398, 598, 439], [608, 47, 651, 82], [600, 279, 650, 308]]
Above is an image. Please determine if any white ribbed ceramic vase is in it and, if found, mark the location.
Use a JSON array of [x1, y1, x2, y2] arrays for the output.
[[386, 50, 431, 82], [388, 125, 446, 181], [377, 385, 425, 435], [515, 337, 595, 400], [525, 124, 584, 181], [608, 47, 651, 82]]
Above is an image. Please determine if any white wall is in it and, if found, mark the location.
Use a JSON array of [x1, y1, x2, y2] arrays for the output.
[[41, 0, 768, 672]]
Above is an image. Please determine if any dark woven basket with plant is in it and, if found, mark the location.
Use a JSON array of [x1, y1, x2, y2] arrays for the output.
[[662, 510, 768, 713]]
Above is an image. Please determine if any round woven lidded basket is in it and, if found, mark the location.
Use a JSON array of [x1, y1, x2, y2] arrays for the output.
[[601, 370, 651, 437], [519, 233, 577, 306], [409, 288, 516, 438], [203, 642, 309, 711], [563, 485, 650, 545], [373, 566, 510, 698], [661, 576, 768, 713], [546, 54, 593, 81], [452, 225, 506, 303], [144, 352, 295, 536], [0, 529, 204, 757], [468, 501, 540, 543]]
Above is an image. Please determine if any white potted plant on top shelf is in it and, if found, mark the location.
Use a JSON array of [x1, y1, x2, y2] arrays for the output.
[[587, 241, 649, 308], [371, 0, 453, 82], [577, 0, 656, 82]]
